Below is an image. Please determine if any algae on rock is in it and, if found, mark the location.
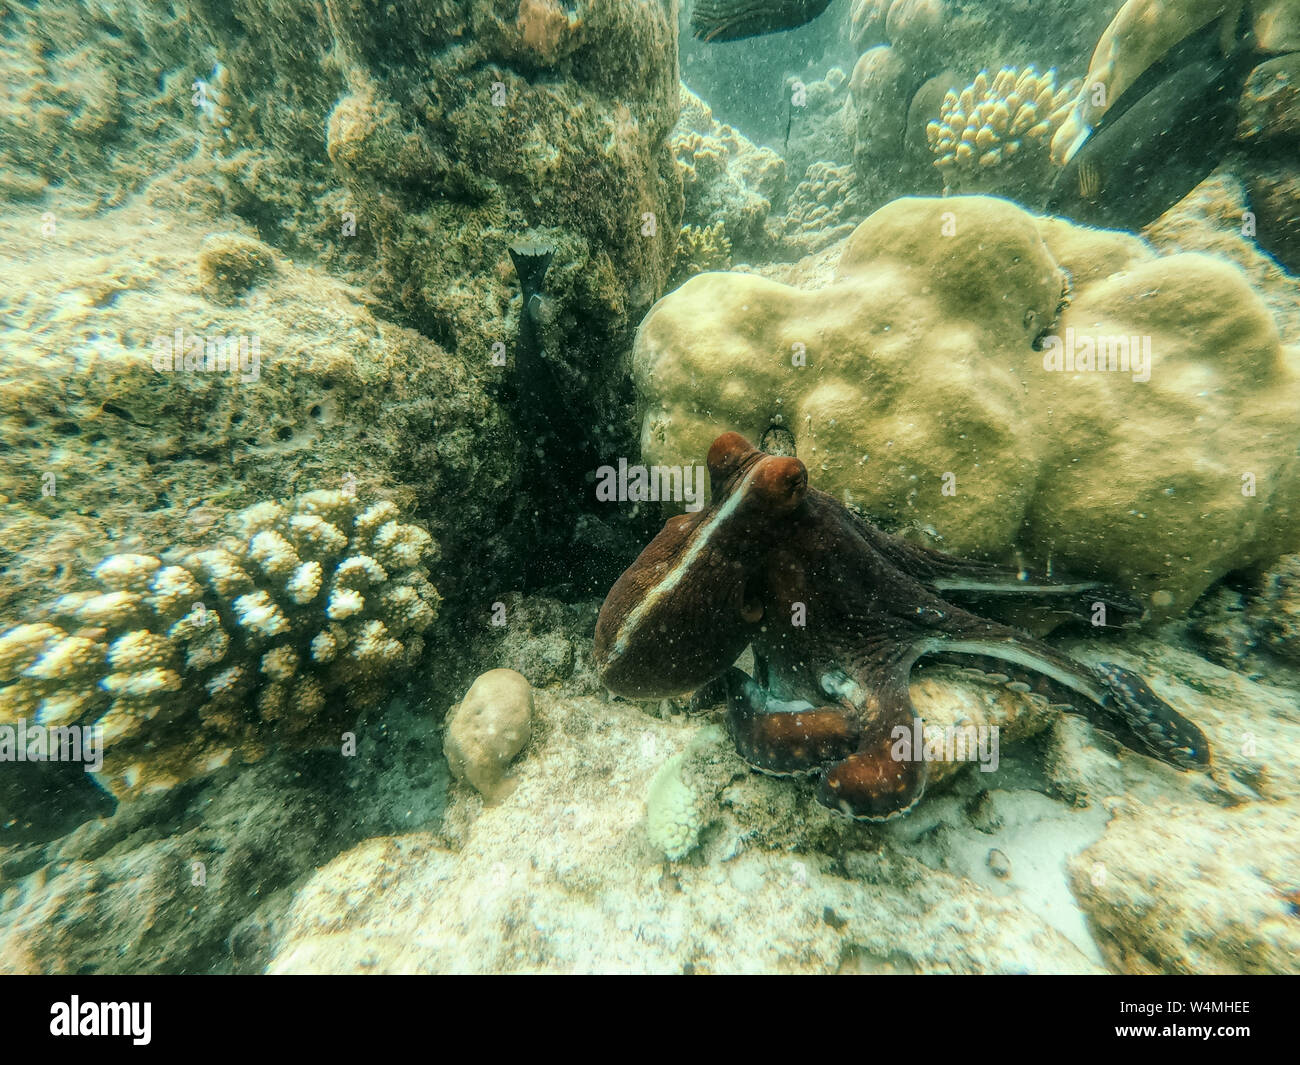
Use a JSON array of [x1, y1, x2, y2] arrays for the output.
[[1, 0, 686, 607]]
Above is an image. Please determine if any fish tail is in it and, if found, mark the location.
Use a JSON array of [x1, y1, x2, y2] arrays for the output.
[[508, 242, 555, 301]]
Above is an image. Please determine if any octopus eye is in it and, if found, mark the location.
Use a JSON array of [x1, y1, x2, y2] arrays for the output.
[[707, 431, 756, 486], [752, 455, 807, 514]]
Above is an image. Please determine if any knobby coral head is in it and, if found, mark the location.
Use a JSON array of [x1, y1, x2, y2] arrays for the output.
[[593, 433, 806, 699]]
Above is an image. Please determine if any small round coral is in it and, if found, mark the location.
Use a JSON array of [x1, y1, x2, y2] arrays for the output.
[[444, 668, 533, 799], [645, 749, 710, 861]]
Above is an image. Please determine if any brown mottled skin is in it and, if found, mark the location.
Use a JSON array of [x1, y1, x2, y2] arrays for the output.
[[596, 433, 1209, 821]]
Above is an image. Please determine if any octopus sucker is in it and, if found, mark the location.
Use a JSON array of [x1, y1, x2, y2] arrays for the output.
[[595, 433, 1211, 821], [724, 667, 861, 775]]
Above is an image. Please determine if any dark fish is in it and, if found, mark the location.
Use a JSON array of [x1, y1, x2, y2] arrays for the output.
[[509, 241, 553, 364], [508, 241, 557, 431], [691, 0, 833, 43], [1047, 25, 1267, 229]]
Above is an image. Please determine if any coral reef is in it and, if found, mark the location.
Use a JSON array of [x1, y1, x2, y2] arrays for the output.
[[1141, 169, 1300, 340], [444, 668, 534, 799], [848, 44, 924, 199], [6, 585, 1295, 975], [0, 489, 439, 800], [783, 161, 864, 253], [779, 66, 856, 197], [672, 86, 786, 262], [1238, 51, 1300, 144], [0, 201, 511, 619], [927, 67, 1076, 198], [1238, 53, 1300, 272], [645, 753, 706, 861], [196, 232, 278, 303], [844, 0, 1115, 208], [260, 606, 1300, 973], [1069, 798, 1300, 974], [0, 0, 684, 600], [669, 222, 732, 288], [1246, 554, 1300, 664], [1189, 553, 1300, 670], [0, 755, 359, 974], [645, 724, 724, 861], [632, 195, 1300, 618], [0, 678, 454, 976]]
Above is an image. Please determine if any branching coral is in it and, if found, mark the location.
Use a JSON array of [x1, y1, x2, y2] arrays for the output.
[[0, 490, 440, 799], [669, 221, 732, 287], [783, 161, 864, 251], [928, 67, 1075, 196], [672, 129, 730, 188], [671, 86, 786, 259]]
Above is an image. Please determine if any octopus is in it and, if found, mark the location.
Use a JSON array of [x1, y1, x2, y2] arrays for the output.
[[594, 432, 1210, 821]]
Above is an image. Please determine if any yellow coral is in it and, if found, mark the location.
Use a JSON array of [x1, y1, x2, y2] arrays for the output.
[[669, 222, 732, 287], [928, 66, 1075, 195], [784, 162, 863, 251], [0, 623, 65, 680], [93, 554, 161, 592], [105, 631, 171, 672]]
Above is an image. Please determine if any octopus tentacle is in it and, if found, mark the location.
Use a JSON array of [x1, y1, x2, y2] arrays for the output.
[[1092, 662, 1210, 768], [596, 431, 1212, 827], [723, 668, 860, 776], [843, 510, 1143, 627], [817, 647, 928, 822], [916, 611, 1209, 769]]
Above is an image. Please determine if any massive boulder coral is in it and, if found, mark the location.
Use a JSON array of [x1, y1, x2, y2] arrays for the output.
[[0, 490, 440, 800], [443, 668, 533, 800], [633, 195, 1300, 617]]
